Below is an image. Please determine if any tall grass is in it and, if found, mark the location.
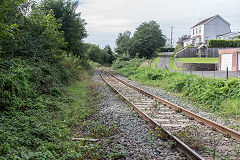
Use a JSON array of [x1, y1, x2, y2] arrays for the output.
[[169, 53, 181, 70], [150, 53, 161, 68]]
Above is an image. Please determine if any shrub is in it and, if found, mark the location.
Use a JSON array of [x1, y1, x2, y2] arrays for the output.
[[207, 39, 240, 48], [158, 47, 174, 52], [0, 55, 83, 112], [112, 57, 144, 69], [174, 44, 184, 54], [0, 55, 95, 159]]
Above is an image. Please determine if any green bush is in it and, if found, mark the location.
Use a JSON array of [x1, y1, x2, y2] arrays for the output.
[[174, 44, 184, 54], [0, 0, 109, 159], [0, 55, 96, 159], [112, 57, 144, 69], [0, 55, 83, 111], [159, 47, 174, 52], [207, 39, 240, 48]]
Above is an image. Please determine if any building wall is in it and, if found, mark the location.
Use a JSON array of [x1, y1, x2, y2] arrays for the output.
[[201, 25, 205, 42], [175, 47, 219, 58], [204, 16, 230, 41], [191, 25, 203, 39], [218, 48, 240, 71]]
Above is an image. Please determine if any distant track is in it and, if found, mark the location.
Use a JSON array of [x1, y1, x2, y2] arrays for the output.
[[100, 70, 240, 159]]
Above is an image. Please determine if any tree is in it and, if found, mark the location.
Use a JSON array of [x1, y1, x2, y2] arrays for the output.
[[104, 45, 114, 63], [129, 21, 166, 59], [0, 1, 66, 59], [40, 0, 87, 58], [177, 34, 190, 46], [115, 31, 131, 55], [0, 0, 25, 39]]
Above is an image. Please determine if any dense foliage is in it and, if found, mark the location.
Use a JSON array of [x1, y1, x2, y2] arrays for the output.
[[0, 56, 94, 158], [115, 31, 131, 55], [115, 21, 166, 59], [177, 35, 190, 46], [40, 0, 87, 58], [112, 56, 144, 70], [85, 43, 114, 65], [114, 62, 240, 118], [0, 0, 117, 157], [207, 39, 240, 48], [129, 21, 166, 58], [0, 0, 120, 158], [158, 47, 174, 52]]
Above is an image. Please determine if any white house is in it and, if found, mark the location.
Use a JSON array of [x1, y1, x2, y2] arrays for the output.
[[184, 15, 235, 47]]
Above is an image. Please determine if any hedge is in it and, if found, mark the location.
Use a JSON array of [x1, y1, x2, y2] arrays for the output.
[[207, 39, 240, 48], [159, 47, 175, 52]]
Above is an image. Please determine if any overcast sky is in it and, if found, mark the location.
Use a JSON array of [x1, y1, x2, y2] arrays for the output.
[[77, 0, 240, 49]]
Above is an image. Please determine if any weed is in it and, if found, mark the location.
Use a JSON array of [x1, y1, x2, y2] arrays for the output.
[[107, 144, 126, 159], [175, 126, 205, 151], [168, 140, 177, 147], [152, 100, 160, 111]]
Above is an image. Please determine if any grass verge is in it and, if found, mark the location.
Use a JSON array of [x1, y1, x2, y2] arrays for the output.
[[169, 53, 182, 70], [177, 57, 219, 63], [150, 52, 161, 68]]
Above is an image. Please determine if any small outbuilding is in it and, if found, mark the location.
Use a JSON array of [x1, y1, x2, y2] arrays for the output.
[[197, 44, 207, 57], [218, 48, 240, 71]]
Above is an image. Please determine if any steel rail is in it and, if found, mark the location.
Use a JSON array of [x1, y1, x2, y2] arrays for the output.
[[100, 70, 205, 160], [108, 71, 240, 142]]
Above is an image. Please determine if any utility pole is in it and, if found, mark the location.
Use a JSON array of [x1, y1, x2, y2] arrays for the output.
[[170, 27, 173, 48]]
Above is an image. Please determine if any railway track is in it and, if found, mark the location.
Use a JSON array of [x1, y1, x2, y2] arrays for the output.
[[100, 70, 240, 160]]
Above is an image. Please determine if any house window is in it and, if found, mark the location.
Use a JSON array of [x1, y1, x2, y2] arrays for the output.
[[199, 27, 201, 33], [193, 29, 194, 35], [196, 28, 198, 34]]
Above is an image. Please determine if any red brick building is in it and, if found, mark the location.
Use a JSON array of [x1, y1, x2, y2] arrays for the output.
[[218, 48, 240, 71]]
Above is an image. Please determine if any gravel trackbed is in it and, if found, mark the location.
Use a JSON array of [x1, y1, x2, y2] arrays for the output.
[[93, 70, 185, 160]]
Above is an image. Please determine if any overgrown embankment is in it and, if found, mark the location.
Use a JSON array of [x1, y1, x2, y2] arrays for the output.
[[113, 58, 240, 118], [0, 56, 89, 159], [0, 0, 119, 159], [0, 57, 121, 159]]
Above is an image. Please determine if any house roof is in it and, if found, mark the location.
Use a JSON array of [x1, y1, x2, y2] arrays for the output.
[[191, 14, 231, 29], [191, 16, 214, 28], [197, 44, 207, 49]]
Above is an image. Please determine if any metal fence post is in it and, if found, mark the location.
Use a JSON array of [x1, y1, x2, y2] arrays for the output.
[[226, 67, 228, 79], [214, 63, 216, 77]]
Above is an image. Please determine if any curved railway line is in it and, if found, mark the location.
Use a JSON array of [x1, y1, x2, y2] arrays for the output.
[[100, 70, 240, 160]]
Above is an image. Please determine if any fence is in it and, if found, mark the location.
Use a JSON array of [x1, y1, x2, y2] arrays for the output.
[[175, 47, 219, 58], [174, 59, 217, 71]]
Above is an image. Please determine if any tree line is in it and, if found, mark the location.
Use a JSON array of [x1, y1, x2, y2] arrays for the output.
[[0, 0, 113, 65]]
